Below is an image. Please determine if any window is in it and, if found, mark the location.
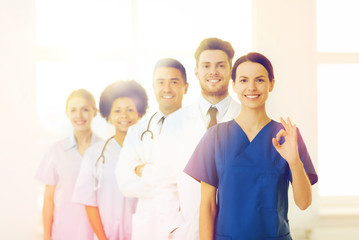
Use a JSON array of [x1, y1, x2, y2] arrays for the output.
[[317, 0, 359, 52], [317, 0, 359, 202], [35, 0, 252, 139], [318, 64, 359, 197]]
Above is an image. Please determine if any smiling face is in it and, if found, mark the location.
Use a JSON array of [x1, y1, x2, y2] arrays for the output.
[[153, 67, 188, 116], [66, 97, 97, 133], [233, 61, 274, 110], [108, 97, 140, 134], [195, 50, 231, 102]]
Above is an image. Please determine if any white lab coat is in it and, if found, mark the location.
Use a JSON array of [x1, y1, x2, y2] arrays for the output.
[[115, 111, 183, 240], [161, 96, 241, 240]]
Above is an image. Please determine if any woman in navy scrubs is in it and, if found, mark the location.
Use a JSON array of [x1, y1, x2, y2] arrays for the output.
[[184, 52, 318, 240]]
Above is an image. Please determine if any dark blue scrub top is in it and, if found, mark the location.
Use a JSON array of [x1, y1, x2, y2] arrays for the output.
[[184, 120, 318, 240]]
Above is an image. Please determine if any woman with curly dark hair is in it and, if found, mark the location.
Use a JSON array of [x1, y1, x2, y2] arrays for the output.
[[73, 80, 148, 240]]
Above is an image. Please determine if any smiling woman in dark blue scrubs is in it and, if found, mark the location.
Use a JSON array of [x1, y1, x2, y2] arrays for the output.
[[184, 52, 318, 240]]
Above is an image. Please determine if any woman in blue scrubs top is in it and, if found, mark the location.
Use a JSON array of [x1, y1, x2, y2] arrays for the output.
[[184, 52, 318, 240]]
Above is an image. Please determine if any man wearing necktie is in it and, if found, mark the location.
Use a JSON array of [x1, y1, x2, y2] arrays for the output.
[[162, 38, 241, 239], [207, 106, 218, 129], [115, 58, 188, 240]]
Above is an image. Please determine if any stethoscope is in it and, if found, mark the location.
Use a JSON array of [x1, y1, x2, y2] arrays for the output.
[[93, 112, 159, 190], [140, 112, 157, 141], [93, 136, 115, 191]]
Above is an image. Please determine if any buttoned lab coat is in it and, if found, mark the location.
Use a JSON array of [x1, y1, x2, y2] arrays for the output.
[[161, 97, 241, 240], [115, 112, 182, 240]]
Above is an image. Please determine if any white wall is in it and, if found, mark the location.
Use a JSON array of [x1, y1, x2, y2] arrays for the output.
[[252, 0, 319, 237], [0, 0, 41, 239]]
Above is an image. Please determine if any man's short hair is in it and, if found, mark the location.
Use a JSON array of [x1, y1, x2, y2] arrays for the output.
[[153, 58, 187, 84], [194, 38, 235, 66]]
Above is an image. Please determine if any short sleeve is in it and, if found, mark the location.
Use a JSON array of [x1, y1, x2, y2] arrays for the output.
[[291, 128, 318, 185], [184, 126, 219, 188], [35, 145, 58, 185], [72, 145, 99, 206]]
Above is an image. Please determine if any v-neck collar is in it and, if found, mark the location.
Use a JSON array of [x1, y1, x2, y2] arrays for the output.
[[232, 119, 273, 144]]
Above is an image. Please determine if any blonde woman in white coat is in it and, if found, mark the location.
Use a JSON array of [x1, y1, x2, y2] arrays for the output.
[[161, 38, 241, 239]]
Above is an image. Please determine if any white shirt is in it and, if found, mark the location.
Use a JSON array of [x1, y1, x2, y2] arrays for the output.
[[198, 94, 232, 127], [35, 134, 101, 240], [161, 95, 241, 239], [115, 111, 181, 240], [73, 137, 137, 240]]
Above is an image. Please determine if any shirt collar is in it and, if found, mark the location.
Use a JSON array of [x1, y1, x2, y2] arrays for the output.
[[146, 110, 165, 125], [63, 133, 98, 150], [155, 110, 165, 123], [199, 94, 231, 120]]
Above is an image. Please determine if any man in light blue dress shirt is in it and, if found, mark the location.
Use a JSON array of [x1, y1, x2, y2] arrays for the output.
[[162, 38, 241, 240]]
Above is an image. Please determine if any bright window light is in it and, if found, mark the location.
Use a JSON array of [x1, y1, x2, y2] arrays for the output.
[[36, 0, 132, 49], [35, 0, 252, 136], [36, 62, 127, 137], [136, 0, 252, 55], [318, 64, 359, 196], [317, 0, 359, 52]]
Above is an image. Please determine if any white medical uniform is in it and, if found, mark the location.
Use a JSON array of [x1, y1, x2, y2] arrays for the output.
[[115, 111, 182, 240], [73, 138, 137, 240], [161, 95, 241, 240], [35, 134, 101, 240]]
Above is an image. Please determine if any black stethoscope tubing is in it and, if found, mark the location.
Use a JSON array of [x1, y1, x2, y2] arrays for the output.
[[140, 112, 157, 141], [95, 135, 115, 166]]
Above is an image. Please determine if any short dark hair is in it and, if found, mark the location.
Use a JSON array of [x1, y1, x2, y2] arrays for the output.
[[99, 80, 148, 120], [232, 52, 275, 82], [153, 58, 187, 83], [194, 38, 235, 66], [66, 89, 96, 111]]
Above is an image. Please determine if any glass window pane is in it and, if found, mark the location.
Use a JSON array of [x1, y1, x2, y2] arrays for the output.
[[318, 64, 359, 196], [36, 0, 132, 49], [317, 0, 359, 52], [136, 0, 252, 54], [36, 62, 127, 137]]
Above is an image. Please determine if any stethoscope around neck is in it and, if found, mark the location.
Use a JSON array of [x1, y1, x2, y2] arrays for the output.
[[93, 112, 160, 190], [93, 135, 115, 191], [140, 112, 157, 141]]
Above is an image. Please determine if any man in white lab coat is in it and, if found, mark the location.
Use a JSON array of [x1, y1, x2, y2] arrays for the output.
[[115, 58, 189, 240], [162, 38, 241, 239]]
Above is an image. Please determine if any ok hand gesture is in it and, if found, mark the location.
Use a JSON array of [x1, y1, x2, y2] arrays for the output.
[[272, 117, 300, 165]]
